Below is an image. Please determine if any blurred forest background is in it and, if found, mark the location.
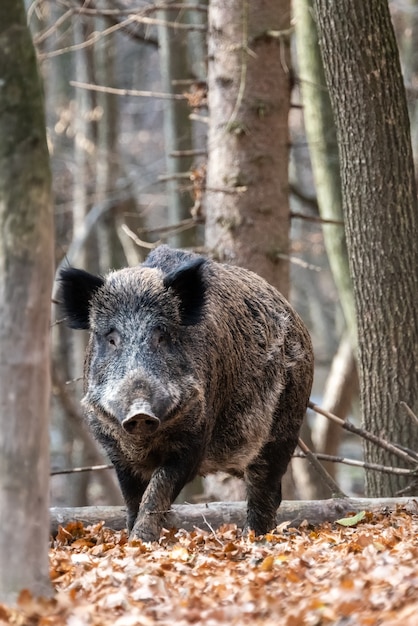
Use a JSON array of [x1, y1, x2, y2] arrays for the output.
[[25, 0, 418, 508]]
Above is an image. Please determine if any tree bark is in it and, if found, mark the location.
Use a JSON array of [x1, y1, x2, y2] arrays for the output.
[[49, 497, 418, 535], [205, 0, 291, 295], [312, 0, 418, 496], [0, 0, 53, 602], [293, 0, 357, 348], [95, 4, 127, 273], [67, 15, 95, 507], [158, 6, 197, 249]]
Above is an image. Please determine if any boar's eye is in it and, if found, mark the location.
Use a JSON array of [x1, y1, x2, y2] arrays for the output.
[[106, 329, 121, 350], [150, 324, 169, 351]]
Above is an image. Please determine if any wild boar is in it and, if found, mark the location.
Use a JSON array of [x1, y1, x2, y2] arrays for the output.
[[59, 245, 314, 542]]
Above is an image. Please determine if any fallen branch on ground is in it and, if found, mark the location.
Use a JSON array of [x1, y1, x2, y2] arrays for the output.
[[49, 497, 418, 536]]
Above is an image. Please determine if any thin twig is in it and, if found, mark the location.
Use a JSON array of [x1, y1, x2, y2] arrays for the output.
[[297, 438, 347, 498], [136, 217, 204, 238], [120, 224, 160, 249], [198, 513, 224, 545], [39, 14, 138, 59], [290, 211, 344, 226], [33, 8, 73, 45], [68, 3, 208, 16], [308, 401, 418, 466], [205, 185, 247, 195], [70, 80, 187, 100], [169, 149, 207, 157], [293, 452, 417, 476], [401, 401, 418, 427], [51, 464, 113, 476], [277, 254, 321, 272], [158, 172, 193, 181], [130, 15, 206, 31]]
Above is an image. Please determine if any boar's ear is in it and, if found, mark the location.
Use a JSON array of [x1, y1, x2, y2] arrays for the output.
[[163, 257, 206, 326], [59, 268, 104, 330]]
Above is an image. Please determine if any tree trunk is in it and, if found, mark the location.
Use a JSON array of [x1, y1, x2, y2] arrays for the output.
[[205, 0, 291, 295], [158, 6, 196, 249], [312, 0, 418, 496], [293, 0, 357, 348], [67, 16, 96, 508], [0, 0, 53, 602], [95, 5, 127, 273]]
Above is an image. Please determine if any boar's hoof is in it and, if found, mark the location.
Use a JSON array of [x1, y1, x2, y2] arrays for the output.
[[122, 402, 161, 436]]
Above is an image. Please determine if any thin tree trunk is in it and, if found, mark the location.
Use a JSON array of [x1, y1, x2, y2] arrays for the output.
[[158, 7, 196, 249], [0, 0, 53, 602], [294, 0, 357, 348], [69, 16, 95, 506], [313, 0, 418, 495], [95, 5, 126, 273], [312, 333, 358, 479]]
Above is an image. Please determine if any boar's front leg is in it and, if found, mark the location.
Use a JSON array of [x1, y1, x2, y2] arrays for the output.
[[131, 456, 201, 543], [113, 463, 148, 533]]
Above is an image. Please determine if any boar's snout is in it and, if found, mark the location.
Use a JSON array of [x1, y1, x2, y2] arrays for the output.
[[122, 401, 161, 436]]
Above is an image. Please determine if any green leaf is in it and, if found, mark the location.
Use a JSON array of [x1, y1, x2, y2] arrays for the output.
[[335, 510, 367, 527]]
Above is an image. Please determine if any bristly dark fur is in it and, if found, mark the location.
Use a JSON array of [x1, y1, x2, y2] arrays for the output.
[[59, 268, 104, 329], [59, 245, 314, 542], [163, 257, 207, 326]]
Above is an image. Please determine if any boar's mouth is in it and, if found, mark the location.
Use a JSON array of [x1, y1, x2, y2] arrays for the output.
[[122, 401, 161, 436]]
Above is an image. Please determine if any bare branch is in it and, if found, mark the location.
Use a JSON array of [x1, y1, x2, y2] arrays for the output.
[[290, 210, 344, 226], [50, 497, 418, 535], [136, 217, 204, 238], [277, 254, 321, 272], [63, 2, 208, 16], [308, 401, 418, 466], [33, 9, 74, 46], [120, 224, 160, 250], [51, 464, 113, 476], [70, 80, 187, 100], [169, 149, 207, 157], [293, 451, 418, 476], [401, 401, 418, 427], [129, 14, 206, 31], [39, 14, 139, 60], [297, 438, 347, 498]]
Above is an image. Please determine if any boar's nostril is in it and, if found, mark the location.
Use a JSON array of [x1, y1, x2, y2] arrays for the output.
[[122, 402, 161, 435], [122, 413, 160, 435]]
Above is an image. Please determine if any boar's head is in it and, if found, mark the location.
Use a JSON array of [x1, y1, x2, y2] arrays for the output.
[[59, 257, 207, 437]]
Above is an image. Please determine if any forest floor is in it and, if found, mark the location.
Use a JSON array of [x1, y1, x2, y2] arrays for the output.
[[1, 506, 418, 626]]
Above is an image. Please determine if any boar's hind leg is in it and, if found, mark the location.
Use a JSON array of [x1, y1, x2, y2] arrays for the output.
[[244, 437, 297, 536]]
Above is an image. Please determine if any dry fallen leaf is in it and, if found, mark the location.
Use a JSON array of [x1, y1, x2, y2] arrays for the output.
[[336, 510, 367, 526], [1, 508, 418, 625]]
